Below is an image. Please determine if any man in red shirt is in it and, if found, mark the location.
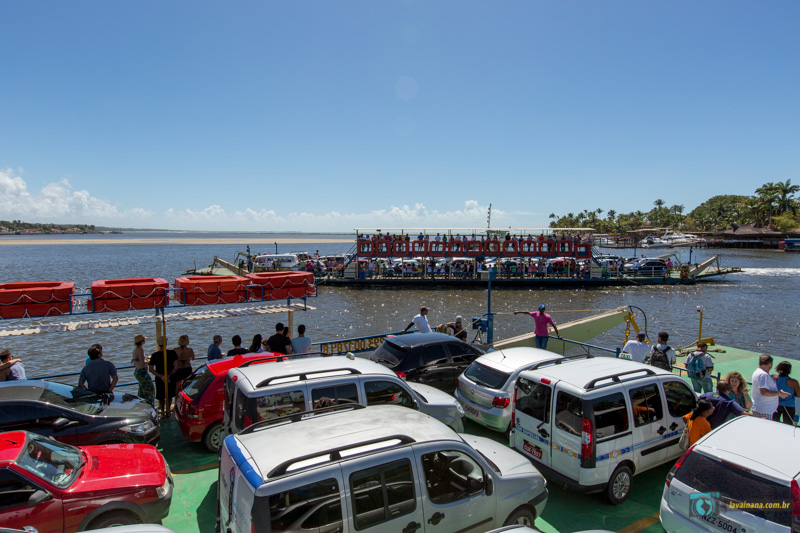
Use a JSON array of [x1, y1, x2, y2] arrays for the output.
[[514, 304, 561, 349]]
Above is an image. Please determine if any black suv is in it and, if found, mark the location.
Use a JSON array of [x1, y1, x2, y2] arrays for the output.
[[0, 380, 159, 446], [368, 332, 485, 393]]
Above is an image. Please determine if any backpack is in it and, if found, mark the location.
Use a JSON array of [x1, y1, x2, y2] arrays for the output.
[[650, 345, 672, 371], [687, 352, 707, 379]]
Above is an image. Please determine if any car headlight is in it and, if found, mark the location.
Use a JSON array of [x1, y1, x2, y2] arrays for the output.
[[156, 476, 171, 498], [121, 420, 156, 434], [455, 402, 465, 415]]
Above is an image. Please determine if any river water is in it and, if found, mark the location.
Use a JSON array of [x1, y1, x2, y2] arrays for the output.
[[0, 233, 797, 384]]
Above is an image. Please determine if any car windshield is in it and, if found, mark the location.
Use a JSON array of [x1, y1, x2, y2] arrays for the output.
[[183, 365, 215, 400], [17, 433, 84, 489], [36, 382, 105, 415], [464, 362, 510, 389]]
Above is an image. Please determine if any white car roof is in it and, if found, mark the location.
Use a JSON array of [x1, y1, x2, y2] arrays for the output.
[[518, 356, 674, 391], [231, 355, 394, 390], [694, 416, 800, 479], [236, 405, 460, 480], [476, 347, 561, 373]]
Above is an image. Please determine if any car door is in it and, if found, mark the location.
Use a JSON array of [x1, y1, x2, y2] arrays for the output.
[[408, 343, 451, 391], [0, 403, 79, 445], [625, 380, 668, 471], [0, 467, 63, 533], [661, 378, 697, 460], [341, 449, 424, 533], [414, 443, 495, 533], [511, 376, 553, 469]]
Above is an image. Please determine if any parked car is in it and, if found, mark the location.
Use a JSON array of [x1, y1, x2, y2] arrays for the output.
[[175, 352, 286, 452], [224, 355, 465, 434], [0, 380, 159, 446], [219, 405, 548, 533], [622, 258, 667, 275], [510, 356, 697, 504], [368, 332, 485, 392], [660, 416, 799, 533], [456, 347, 562, 433], [0, 430, 172, 532]]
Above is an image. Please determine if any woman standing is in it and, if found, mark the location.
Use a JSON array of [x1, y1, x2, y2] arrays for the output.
[[723, 371, 753, 410], [684, 399, 715, 447], [132, 334, 155, 405], [248, 334, 264, 353], [774, 362, 800, 425], [173, 335, 195, 385]]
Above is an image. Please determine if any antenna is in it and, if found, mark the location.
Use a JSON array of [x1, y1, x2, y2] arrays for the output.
[[487, 203, 492, 229]]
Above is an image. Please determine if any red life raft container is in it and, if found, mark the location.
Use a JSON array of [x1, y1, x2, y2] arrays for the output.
[[246, 272, 315, 301], [0, 281, 75, 319], [91, 278, 170, 312], [174, 275, 248, 306]]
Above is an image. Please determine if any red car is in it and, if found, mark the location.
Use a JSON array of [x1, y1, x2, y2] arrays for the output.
[[175, 352, 286, 452], [0, 430, 172, 532]]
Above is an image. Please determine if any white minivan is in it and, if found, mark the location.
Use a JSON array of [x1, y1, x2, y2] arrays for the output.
[[510, 356, 697, 504]]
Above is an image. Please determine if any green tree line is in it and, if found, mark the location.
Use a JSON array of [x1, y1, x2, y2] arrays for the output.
[[0, 220, 97, 233], [549, 180, 800, 233]]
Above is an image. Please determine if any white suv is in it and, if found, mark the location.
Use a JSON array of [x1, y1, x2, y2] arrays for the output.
[[660, 416, 799, 532], [219, 405, 548, 533]]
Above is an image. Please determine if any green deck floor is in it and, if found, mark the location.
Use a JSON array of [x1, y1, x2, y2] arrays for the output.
[[157, 344, 788, 533]]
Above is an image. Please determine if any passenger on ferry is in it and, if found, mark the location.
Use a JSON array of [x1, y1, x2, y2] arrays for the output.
[[266, 322, 293, 354], [622, 332, 649, 363], [149, 337, 178, 413], [751, 354, 790, 419], [131, 335, 154, 404], [228, 335, 248, 357], [700, 381, 751, 429], [403, 306, 432, 334], [685, 341, 714, 393], [174, 335, 195, 384], [79, 344, 117, 394], [445, 315, 468, 342], [773, 361, 800, 424], [291, 324, 312, 354], [647, 332, 676, 371], [514, 304, 560, 349], [248, 334, 264, 353], [207, 335, 223, 361], [0, 349, 25, 381], [683, 399, 714, 446], [722, 370, 752, 409]]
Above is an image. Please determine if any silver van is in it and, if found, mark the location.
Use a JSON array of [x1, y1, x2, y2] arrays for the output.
[[224, 356, 465, 434], [510, 356, 697, 504], [218, 405, 548, 533]]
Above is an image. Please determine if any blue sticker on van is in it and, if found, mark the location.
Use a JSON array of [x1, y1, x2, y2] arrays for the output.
[[514, 422, 550, 446], [225, 435, 263, 489]]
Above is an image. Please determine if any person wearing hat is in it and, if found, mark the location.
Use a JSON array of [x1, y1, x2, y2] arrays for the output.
[[403, 306, 432, 334], [445, 315, 468, 341], [622, 331, 650, 363], [131, 334, 154, 404], [0, 349, 25, 381], [149, 335, 179, 414], [514, 304, 561, 349]]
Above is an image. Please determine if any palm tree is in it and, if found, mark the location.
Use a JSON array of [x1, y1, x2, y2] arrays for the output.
[[775, 180, 799, 215]]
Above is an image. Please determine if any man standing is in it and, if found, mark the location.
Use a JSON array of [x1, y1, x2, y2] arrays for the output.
[[149, 336, 179, 414], [207, 335, 223, 361], [700, 381, 751, 429], [228, 335, 249, 356], [266, 322, 293, 354], [685, 341, 715, 393], [752, 354, 790, 419], [403, 306, 432, 334], [648, 331, 676, 371], [622, 332, 649, 363], [0, 349, 25, 381], [514, 304, 560, 349], [291, 324, 312, 354], [78, 344, 118, 394], [445, 316, 468, 341]]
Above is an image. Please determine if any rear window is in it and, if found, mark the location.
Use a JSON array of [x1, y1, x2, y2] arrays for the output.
[[182, 365, 215, 400], [675, 451, 791, 526], [515, 377, 551, 422], [592, 392, 630, 440], [369, 341, 407, 368], [258, 478, 342, 532], [464, 362, 510, 390]]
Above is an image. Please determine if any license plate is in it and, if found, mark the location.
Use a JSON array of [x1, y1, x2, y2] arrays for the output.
[[463, 404, 482, 420], [523, 440, 542, 460], [698, 513, 740, 533]]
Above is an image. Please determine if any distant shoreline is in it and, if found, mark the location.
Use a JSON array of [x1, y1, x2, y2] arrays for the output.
[[0, 236, 353, 246]]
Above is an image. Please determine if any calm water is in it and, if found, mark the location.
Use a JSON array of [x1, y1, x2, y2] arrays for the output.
[[0, 233, 798, 384]]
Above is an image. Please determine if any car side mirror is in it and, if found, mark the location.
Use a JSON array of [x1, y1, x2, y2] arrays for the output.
[[52, 417, 78, 431], [28, 489, 52, 507]]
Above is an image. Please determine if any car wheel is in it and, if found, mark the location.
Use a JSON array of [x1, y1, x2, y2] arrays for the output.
[[503, 506, 535, 526], [89, 510, 140, 529], [605, 465, 633, 505], [204, 421, 225, 453]]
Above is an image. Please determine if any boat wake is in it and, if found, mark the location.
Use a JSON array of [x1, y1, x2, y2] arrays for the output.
[[743, 267, 800, 277]]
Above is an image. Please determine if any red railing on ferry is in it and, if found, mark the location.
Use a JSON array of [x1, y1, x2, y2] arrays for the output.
[[428, 242, 446, 258], [411, 240, 429, 257], [464, 240, 483, 257], [575, 243, 591, 259], [374, 240, 392, 258], [447, 240, 463, 256], [539, 239, 557, 257], [357, 239, 374, 257]]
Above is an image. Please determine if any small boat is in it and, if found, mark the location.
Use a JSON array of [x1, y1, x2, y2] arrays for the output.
[[779, 238, 800, 252]]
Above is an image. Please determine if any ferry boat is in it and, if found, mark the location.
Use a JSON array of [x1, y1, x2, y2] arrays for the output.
[[779, 237, 800, 252]]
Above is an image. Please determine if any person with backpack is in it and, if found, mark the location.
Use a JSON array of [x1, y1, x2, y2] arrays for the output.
[[648, 331, 676, 372], [685, 341, 714, 393]]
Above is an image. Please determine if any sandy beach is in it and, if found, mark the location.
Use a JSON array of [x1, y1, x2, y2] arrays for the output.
[[0, 236, 353, 246]]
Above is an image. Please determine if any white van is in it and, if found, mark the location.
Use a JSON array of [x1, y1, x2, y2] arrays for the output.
[[510, 356, 697, 504], [253, 253, 302, 270], [218, 405, 548, 533]]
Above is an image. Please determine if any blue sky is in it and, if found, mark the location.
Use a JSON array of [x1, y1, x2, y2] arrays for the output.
[[1, 1, 798, 232]]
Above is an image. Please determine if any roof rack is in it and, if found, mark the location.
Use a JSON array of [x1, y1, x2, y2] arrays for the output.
[[527, 354, 594, 371], [239, 404, 365, 435], [239, 356, 289, 367], [584, 368, 656, 390], [267, 434, 417, 479], [256, 367, 363, 388]]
